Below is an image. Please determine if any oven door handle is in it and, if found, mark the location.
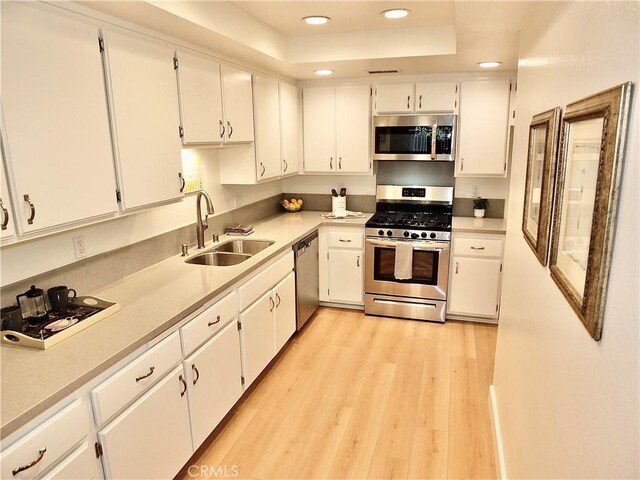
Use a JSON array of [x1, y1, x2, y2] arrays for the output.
[[366, 239, 449, 251]]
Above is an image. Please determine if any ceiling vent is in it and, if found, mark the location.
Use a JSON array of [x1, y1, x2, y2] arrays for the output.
[[367, 69, 400, 75]]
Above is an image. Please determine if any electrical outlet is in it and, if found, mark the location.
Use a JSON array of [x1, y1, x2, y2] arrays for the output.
[[473, 184, 480, 197], [72, 235, 86, 259]]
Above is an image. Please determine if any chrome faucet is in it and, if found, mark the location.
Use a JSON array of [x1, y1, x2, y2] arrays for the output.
[[195, 191, 215, 249]]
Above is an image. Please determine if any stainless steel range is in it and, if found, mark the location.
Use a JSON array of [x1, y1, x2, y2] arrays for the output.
[[364, 185, 453, 323]]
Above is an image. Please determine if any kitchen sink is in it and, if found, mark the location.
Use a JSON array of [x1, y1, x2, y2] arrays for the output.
[[212, 239, 275, 255], [185, 252, 251, 266]]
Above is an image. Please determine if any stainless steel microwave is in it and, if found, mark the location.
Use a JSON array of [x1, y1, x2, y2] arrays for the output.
[[373, 114, 457, 161]]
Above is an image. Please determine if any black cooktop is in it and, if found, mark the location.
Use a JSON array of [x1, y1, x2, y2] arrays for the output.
[[366, 211, 452, 231]]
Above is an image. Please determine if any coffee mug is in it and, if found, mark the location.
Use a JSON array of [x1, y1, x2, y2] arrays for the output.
[[47, 286, 77, 312], [1, 305, 23, 332]]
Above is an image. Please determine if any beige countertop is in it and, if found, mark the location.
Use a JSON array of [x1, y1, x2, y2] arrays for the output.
[[452, 216, 507, 234], [0, 212, 370, 439]]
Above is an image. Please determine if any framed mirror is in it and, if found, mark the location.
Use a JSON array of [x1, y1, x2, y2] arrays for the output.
[[522, 107, 561, 265], [549, 83, 632, 341]]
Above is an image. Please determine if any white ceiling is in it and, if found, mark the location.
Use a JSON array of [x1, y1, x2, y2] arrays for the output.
[[77, 1, 533, 80]]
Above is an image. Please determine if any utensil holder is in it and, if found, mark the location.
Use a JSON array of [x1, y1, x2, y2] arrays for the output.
[[332, 196, 347, 216]]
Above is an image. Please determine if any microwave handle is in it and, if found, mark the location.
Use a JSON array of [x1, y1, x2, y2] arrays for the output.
[[431, 123, 437, 160]]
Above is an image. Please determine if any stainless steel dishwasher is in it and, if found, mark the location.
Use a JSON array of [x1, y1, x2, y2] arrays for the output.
[[293, 231, 319, 330]]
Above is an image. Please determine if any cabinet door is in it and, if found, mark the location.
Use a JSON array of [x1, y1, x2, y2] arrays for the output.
[[335, 85, 371, 173], [103, 31, 183, 211], [1, 3, 117, 233], [221, 65, 254, 143], [303, 87, 336, 173], [415, 82, 458, 113], [98, 366, 192, 480], [253, 75, 281, 181], [274, 272, 296, 353], [279, 82, 301, 176], [40, 442, 97, 480], [375, 83, 414, 114], [0, 164, 16, 241], [185, 319, 243, 450], [448, 256, 502, 318], [328, 249, 364, 304], [239, 291, 275, 388], [457, 79, 511, 176], [176, 50, 223, 144]]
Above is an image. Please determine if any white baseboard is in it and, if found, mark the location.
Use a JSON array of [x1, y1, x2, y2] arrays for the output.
[[489, 385, 507, 479]]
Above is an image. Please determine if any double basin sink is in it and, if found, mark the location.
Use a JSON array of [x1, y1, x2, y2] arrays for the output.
[[185, 239, 275, 266]]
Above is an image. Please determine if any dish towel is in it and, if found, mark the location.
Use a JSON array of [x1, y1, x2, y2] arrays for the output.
[[394, 242, 414, 280]]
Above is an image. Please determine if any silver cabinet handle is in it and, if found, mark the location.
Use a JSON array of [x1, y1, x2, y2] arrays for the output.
[[208, 315, 221, 327], [275, 293, 281, 307], [227, 121, 233, 138], [179, 374, 187, 397], [260, 162, 265, 177], [357, 255, 360, 267], [339, 239, 351, 243], [461, 158, 464, 171], [12, 447, 46, 476], [283, 159, 288, 172], [407, 95, 410, 109], [135, 366, 155, 382], [338, 157, 342, 169], [219, 120, 225, 139], [178, 172, 185, 193], [455, 262, 459, 274], [330, 157, 333, 169], [470, 246, 485, 250], [269, 296, 275, 312], [1, 198, 8, 231], [192, 363, 200, 385], [419, 94, 422, 109], [23, 194, 35, 225]]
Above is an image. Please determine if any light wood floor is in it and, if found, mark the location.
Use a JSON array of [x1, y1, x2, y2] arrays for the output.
[[176, 307, 498, 480]]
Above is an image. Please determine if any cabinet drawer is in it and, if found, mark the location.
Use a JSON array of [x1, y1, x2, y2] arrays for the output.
[[181, 291, 238, 356], [0, 399, 87, 480], [40, 442, 97, 480], [327, 230, 363, 249], [453, 237, 504, 257], [91, 331, 182, 426], [238, 252, 294, 311]]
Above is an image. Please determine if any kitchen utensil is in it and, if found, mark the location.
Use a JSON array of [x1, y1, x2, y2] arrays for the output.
[[1, 305, 23, 332], [331, 189, 338, 197], [47, 286, 77, 312], [16, 285, 48, 324], [340, 187, 346, 197]]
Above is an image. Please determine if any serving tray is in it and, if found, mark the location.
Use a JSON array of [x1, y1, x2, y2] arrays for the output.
[[1, 296, 121, 350]]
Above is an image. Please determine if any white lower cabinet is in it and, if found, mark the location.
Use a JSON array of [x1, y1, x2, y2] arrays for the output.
[[184, 319, 243, 450], [40, 442, 97, 480], [274, 272, 296, 353], [97, 365, 192, 479], [447, 233, 505, 320], [319, 226, 365, 306], [239, 291, 275, 389]]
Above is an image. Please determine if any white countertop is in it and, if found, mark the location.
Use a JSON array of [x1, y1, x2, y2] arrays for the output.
[[452, 216, 507, 234], [0, 212, 370, 438]]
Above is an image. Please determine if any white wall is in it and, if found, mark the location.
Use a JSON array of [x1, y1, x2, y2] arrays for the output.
[[0, 149, 282, 286], [493, 2, 639, 479]]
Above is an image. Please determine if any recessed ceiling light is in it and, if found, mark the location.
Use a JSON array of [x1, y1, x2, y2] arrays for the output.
[[303, 16, 331, 25], [314, 69, 334, 76], [478, 61, 502, 68], [381, 9, 410, 19]]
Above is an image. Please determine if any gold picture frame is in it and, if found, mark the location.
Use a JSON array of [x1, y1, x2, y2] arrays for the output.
[[522, 107, 561, 265], [549, 83, 632, 341]]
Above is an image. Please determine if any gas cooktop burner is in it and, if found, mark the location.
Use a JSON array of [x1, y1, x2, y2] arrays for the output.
[[367, 211, 451, 231]]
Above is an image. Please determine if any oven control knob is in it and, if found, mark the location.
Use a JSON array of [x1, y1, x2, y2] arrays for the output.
[[378, 230, 384, 236], [421, 232, 427, 238], [430, 232, 437, 239], [387, 230, 393, 237], [411, 233, 419, 239], [403, 231, 409, 238]]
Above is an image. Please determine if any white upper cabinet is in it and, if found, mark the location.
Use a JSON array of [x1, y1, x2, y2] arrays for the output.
[[1, 3, 118, 234], [279, 82, 301, 177], [103, 30, 183, 211], [175, 50, 223, 144], [221, 65, 254, 143], [303, 86, 336, 173], [303, 85, 371, 174], [457, 78, 511, 177], [375, 83, 414, 114], [1, 163, 17, 242], [253, 75, 282, 182], [415, 82, 458, 113]]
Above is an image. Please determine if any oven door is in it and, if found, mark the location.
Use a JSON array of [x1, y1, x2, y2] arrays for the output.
[[365, 238, 450, 300]]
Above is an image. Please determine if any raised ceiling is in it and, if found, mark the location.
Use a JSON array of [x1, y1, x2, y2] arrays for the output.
[[76, 1, 533, 79]]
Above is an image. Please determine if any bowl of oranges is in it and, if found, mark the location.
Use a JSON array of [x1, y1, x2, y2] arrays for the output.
[[281, 197, 304, 213]]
